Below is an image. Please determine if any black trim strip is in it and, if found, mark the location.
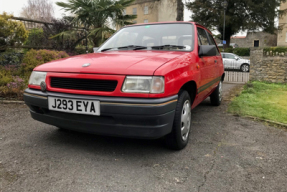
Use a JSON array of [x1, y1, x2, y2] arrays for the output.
[[198, 76, 221, 94]]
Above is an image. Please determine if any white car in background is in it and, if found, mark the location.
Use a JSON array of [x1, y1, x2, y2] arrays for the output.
[[221, 52, 250, 72]]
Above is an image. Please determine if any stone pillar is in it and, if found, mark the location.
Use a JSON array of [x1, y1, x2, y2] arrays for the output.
[[250, 48, 263, 81]]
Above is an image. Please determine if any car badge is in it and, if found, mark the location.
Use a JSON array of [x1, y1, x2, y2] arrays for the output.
[[82, 63, 90, 67]]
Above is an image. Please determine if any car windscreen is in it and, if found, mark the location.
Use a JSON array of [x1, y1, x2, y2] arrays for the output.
[[98, 23, 194, 52]]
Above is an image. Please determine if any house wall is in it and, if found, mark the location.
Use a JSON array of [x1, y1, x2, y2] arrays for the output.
[[278, 1, 287, 46], [125, 0, 177, 24], [231, 32, 277, 48], [125, 0, 159, 24], [158, 0, 177, 22], [250, 48, 287, 83]]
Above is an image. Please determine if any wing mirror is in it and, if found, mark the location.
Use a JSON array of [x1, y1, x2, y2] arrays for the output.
[[198, 45, 217, 57], [235, 56, 239, 60], [93, 47, 99, 53]]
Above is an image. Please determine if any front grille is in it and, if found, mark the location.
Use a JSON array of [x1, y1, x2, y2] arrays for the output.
[[50, 77, 118, 92]]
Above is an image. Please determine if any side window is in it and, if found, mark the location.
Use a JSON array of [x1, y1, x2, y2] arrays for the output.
[[197, 27, 209, 45], [225, 54, 235, 59], [206, 32, 220, 55]]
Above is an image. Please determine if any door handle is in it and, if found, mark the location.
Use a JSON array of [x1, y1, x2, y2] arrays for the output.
[[214, 60, 218, 63]]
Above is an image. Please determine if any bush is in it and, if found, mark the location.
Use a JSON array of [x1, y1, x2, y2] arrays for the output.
[[21, 49, 69, 74], [0, 76, 25, 100], [0, 12, 28, 51], [233, 48, 250, 56], [264, 47, 287, 55], [219, 47, 250, 56], [25, 28, 46, 47], [0, 50, 24, 66]]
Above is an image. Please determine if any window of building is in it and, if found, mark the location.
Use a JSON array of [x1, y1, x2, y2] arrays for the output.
[[144, 6, 148, 14], [133, 8, 137, 15], [254, 40, 259, 47], [123, 9, 126, 16], [285, 32, 287, 42], [144, 19, 148, 23], [133, 20, 137, 24]]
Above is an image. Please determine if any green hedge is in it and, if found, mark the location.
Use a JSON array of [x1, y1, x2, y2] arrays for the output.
[[264, 47, 287, 55], [219, 47, 250, 56]]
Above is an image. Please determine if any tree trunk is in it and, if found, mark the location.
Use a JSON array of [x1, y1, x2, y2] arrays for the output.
[[176, 0, 184, 21]]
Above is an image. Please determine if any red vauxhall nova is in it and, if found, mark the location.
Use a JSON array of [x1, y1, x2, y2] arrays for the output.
[[24, 22, 224, 150]]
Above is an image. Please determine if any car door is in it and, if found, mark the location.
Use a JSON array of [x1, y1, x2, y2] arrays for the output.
[[206, 31, 221, 79], [197, 27, 217, 98], [221, 53, 228, 69], [225, 53, 236, 70]]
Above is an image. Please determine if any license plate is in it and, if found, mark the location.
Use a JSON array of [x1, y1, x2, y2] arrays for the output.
[[48, 97, 100, 116]]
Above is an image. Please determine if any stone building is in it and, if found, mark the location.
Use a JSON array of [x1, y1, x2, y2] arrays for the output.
[[124, 0, 178, 24], [231, 32, 277, 48], [278, 1, 287, 46]]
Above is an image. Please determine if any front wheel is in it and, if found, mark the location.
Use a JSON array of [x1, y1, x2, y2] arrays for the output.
[[165, 90, 191, 150], [210, 81, 223, 106], [240, 64, 249, 72]]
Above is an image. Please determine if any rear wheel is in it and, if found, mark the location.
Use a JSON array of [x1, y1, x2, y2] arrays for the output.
[[240, 64, 249, 72], [165, 90, 191, 150], [210, 81, 222, 106]]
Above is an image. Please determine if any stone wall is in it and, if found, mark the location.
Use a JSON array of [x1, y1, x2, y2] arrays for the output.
[[250, 48, 287, 83]]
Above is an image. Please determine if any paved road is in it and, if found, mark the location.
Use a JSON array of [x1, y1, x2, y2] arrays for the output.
[[1, 83, 287, 192]]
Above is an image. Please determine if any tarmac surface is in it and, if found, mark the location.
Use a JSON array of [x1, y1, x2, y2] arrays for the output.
[[0, 83, 287, 192]]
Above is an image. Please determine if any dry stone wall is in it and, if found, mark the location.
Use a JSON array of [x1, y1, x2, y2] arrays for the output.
[[250, 48, 287, 83]]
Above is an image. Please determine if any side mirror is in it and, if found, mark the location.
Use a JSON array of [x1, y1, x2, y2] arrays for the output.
[[93, 47, 99, 53], [198, 45, 217, 57], [235, 57, 239, 60]]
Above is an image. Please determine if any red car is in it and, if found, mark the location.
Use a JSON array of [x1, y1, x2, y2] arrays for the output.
[[24, 22, 224, 150]]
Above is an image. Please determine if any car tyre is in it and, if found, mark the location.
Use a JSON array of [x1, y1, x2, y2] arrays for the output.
[[210, 81, 223, 106], [240, 64, 249, 72], [165, 90, 191, 150]]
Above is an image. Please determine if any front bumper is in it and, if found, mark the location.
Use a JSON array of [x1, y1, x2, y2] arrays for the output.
[[24, 89, 177, 139]]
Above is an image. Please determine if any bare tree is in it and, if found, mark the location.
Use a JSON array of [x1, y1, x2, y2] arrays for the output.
[[20, 0, 55, 22]]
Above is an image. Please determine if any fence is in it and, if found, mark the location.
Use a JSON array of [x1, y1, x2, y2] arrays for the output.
[[225, 71, 249, 83]]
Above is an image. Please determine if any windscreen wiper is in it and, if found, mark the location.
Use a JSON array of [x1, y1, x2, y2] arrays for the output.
[[101, 45, 148, 52], [151, 45, 186, 50]]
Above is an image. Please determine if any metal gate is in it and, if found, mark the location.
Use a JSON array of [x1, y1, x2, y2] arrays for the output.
[[224, 71, 249, 83]]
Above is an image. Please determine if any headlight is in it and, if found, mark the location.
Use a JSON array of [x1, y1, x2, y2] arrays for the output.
[[122, 76, 164, 93], [29, 71, 47, 86]]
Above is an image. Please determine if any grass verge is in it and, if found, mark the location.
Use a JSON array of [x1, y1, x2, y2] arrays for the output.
[[228, 81, 287, 125]]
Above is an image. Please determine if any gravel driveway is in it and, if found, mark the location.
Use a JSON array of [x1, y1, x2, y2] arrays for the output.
[[0, 83, 287, 192]]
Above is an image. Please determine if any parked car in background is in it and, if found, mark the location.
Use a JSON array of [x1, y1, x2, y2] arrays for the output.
[[24, 22, 224, 150], [221, 52, 250, 72]]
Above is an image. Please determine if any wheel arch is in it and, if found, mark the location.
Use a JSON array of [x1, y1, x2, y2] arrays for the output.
[[179, 81, 197, 105]]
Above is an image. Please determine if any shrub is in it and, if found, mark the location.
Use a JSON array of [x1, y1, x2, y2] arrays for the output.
[[0, 70, 13, 86], [264, 47, 287, 55], [219, 47, 250, 56], [25, 28, 46, 47], [0, 50, 24, 66], [233, 48, 250, 56], [21, 49, 69, 74], [0, 76, 25, 100], [0, 12, 28, 51]]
